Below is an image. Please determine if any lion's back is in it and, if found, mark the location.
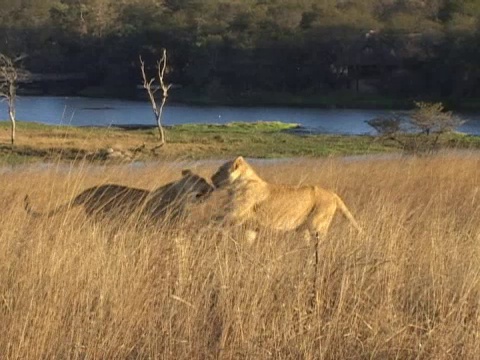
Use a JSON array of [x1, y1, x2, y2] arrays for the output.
[[251, 183, 321, 230], [79, 184, 149, 216]]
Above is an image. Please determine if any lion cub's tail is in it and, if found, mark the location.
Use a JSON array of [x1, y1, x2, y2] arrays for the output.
[[333, 193, 363, 233], [24, 195, 72, 218]]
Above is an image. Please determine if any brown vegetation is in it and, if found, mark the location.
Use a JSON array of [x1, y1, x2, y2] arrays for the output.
[[1, 152, 480, 359]]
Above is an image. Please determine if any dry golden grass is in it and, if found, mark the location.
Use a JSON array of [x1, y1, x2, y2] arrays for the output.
[[1, 152, 480, 359]]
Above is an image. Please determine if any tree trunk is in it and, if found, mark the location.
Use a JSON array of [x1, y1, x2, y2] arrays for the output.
[[156, 97, 167, 146], [8, 100, 15, 145]]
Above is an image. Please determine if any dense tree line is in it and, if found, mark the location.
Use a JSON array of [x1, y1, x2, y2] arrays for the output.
[[1, 0, 480, 104]]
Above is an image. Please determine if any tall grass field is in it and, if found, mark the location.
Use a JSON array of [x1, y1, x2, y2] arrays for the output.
[[1, 152, 479, 359]]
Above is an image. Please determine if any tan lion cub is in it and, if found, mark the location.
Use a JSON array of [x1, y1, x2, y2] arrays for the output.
[[211, 156, 362, 241]]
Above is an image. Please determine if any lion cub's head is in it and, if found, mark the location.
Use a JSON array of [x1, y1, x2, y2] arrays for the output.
[[211, 156, 259, 188], [179, 169, 214, 199]]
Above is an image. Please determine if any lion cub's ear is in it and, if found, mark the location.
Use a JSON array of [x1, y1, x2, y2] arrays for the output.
[[233, 156, 246, 170], [181, 169, 193, 176]]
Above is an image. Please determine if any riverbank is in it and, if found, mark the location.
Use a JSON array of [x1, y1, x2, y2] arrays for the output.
[[176, 90, 480, 111], [0, 122, 480, 164], [1, 121, 479, 165]]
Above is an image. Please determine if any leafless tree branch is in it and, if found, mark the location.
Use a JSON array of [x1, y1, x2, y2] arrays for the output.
[[139, 49, 172, 146]]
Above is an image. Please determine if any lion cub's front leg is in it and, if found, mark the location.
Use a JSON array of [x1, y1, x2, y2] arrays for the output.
[[218, 184, 257, 224], [215, 190, 260, 243]]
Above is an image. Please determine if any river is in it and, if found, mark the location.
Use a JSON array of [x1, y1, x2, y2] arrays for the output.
[[2, 96, 480, 135]]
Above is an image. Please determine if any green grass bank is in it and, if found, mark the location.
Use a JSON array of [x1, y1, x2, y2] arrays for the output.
[[1, 120, 480, 165]]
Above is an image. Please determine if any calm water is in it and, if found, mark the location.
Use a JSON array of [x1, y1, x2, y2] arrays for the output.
[[3, 96, 480, 135]]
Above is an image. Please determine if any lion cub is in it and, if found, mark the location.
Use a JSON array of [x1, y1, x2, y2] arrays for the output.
[[211, 156, 362, 240]]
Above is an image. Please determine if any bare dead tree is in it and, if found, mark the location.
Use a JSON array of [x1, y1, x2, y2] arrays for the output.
[[140, 49, 172, 146], [0, 54, 18, 145]]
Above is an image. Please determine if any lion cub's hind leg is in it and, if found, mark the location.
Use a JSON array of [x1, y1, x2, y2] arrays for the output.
[[306, 200, 337, 311], [308, 200, 337, 240]]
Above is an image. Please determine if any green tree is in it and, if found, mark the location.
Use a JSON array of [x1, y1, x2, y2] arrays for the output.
[[411, 101, 464, 135]]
